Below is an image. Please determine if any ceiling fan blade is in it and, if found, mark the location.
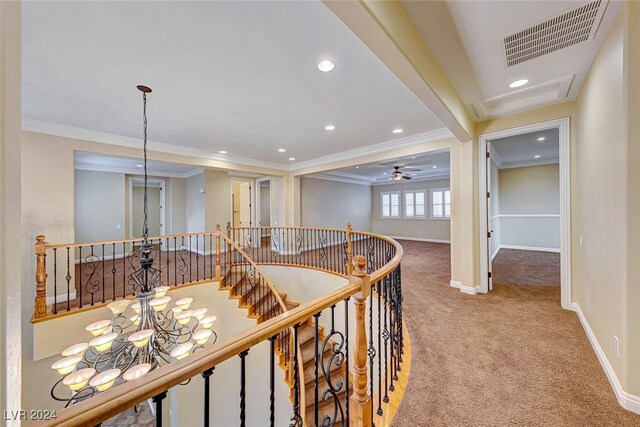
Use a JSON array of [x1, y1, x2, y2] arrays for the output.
[[387, 178, 394, 181], [402, 176, 413, 180], [405, 168, 422, 172]]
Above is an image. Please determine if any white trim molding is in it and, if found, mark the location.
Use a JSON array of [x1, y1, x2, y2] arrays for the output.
[[387, 236, 450, 244], [498, 244, 560, 253], [449, 280, 479, 295], [478, 117, 572, 309], [572, 303, 640, 414]]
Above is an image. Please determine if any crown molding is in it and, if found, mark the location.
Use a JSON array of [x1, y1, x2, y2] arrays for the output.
[[23, 119, 288, 171], [306, 172, 373, 186], [74, 162, 204, 179], [289, 128, 454, 171], [499, 158, 559, 170], [372, 171, 450, 186]]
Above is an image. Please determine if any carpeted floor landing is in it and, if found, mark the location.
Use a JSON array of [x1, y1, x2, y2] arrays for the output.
[[392, 240, 640, 426]]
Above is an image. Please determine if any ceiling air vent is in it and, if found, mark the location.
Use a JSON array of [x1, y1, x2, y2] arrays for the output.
[[504, 0, 608, 67]]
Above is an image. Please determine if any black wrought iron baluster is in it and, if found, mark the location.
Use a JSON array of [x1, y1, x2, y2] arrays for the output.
[[165, 238, 170, 286], [202, 367, 215, 427], [101, 244, 105, 303], [65, 247, 71, 311], [111, 243, 116, 300], [289, 323, 302, 427], [344, 297, 350, 425], [369, 284, 375, 426], [78, 246, 83, 308], [377, 281, 383, 416], [269, 335, 276, 427], [53, 248, 57, 313], [313, 312, 321, 426], [122, 242, 126, 297], [240, 350, 249, 427], [398, 265, 404, 366], [152, 391, 167, 427], [189, 235, 193, 283], [383, 274, 390, 404]]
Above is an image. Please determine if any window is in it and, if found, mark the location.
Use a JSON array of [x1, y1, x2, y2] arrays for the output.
[[381, 191, 400, 218], [431, 188, 451, 219], [404, 190, 426, 218]]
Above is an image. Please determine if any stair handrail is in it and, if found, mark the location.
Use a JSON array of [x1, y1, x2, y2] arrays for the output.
[[221, 233, 288, 312]]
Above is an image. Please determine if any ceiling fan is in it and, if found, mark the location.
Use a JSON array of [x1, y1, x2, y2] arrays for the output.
[[389, 166, 413, 182]]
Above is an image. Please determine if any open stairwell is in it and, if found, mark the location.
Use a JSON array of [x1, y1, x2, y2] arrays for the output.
[[220, 265, 350, 426]]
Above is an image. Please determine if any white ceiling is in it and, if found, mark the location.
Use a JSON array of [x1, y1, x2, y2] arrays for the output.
[[490, 128, 559, 168], [314, 150, 450, 185], [407, 1, 618, 119], [75, 152, 201, 178], [23, 1, 444, 168]]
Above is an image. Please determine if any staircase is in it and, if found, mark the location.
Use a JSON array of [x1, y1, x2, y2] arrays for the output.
[[220, 265, 350, 426]]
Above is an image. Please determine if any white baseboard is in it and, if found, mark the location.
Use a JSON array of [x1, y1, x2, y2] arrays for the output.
[[572, 303, 640, 414], [46, 292, 76, 305], [388, 236, 451, 244], [491, 246, 501, 261], [449, 280, 479, 295], [498, 244, 560, 254]]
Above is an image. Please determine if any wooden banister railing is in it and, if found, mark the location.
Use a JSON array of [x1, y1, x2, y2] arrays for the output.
[[32, 225, 405, 427]]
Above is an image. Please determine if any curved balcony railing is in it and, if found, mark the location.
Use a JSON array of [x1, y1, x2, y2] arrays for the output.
[[31, 225, 404, 427]]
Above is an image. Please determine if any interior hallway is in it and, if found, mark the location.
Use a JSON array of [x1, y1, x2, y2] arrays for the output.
[[392, 240, 640, 426], [492, 248, 561, 287]]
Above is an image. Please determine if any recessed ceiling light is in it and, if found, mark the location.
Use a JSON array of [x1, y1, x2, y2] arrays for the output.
[[509, 79, 529, 88], [355, 166, 360, 169], [411, 157, 416, 159], [392, 128, 403, 134], [289, 157, 295, 161], [534, 155, 541, 159], [278, 148, 286, 153], [537, 137, 546, 141], [383, 172, 387, 175], [219, 150, 227, 154], [432, 165, 437, 169], [317, 60, 335, 72], [325, 125, 335, 131]]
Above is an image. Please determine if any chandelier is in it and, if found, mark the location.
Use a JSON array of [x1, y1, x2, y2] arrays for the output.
[[50, 86, 217, 406]]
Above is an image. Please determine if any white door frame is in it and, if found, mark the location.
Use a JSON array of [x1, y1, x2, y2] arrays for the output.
[[229, 178, 255, 227], [478, 117, 572, 309], [255, 177, 272, 231], [128, 176, 166, 238]]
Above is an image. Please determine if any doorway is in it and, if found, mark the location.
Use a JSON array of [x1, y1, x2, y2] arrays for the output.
[[479, 118, 571, 309], [129, 177, 165, 238], [231, 179, 253, 228]]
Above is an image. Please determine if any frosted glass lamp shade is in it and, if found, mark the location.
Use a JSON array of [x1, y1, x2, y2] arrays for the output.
[[199, 315, 216, 329], [193, 329, 213, 345], [123, 363, 152, 381], [63, 368, 95, 391], [85, 320, 112, 337], [192, 308, 207, 320], [131, 302, 141, 314], [107, 300, 131, 316], [127, 329, 154, 348], [154, 286, 170, 298], [175, 297, 193, 310], [89, 332, 118, 353], [170, 342, 193, 360], [175, 310, 193, 326], [130, 314, 140, 326], [51, 355, 82, 375], [150, 296, 171, 312], [61, 342, 89, 357], [89, 368, 121, 392]]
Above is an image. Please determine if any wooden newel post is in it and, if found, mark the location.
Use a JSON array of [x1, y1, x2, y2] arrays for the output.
[[226, 222, 232, 267], [215, 225, 222, 280], [346, 223, 353, 276], [349, 255, 372, 427], [34, 235, 47, 319]]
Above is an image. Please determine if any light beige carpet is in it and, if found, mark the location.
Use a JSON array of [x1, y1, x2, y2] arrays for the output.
[[392, 240, 640, 427]]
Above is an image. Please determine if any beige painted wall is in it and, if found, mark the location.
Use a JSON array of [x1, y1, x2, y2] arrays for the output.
[[204, 169, 231, 231], [574, 7, 628, 393], [168, 177, 187, 235], [300, 177, 371, 231], [75, 170, 126, 243], [498, 164, 560, 250], [132, 186, 161, 237], [371, 179, 451, 241], [186, 173, 205, 233]]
